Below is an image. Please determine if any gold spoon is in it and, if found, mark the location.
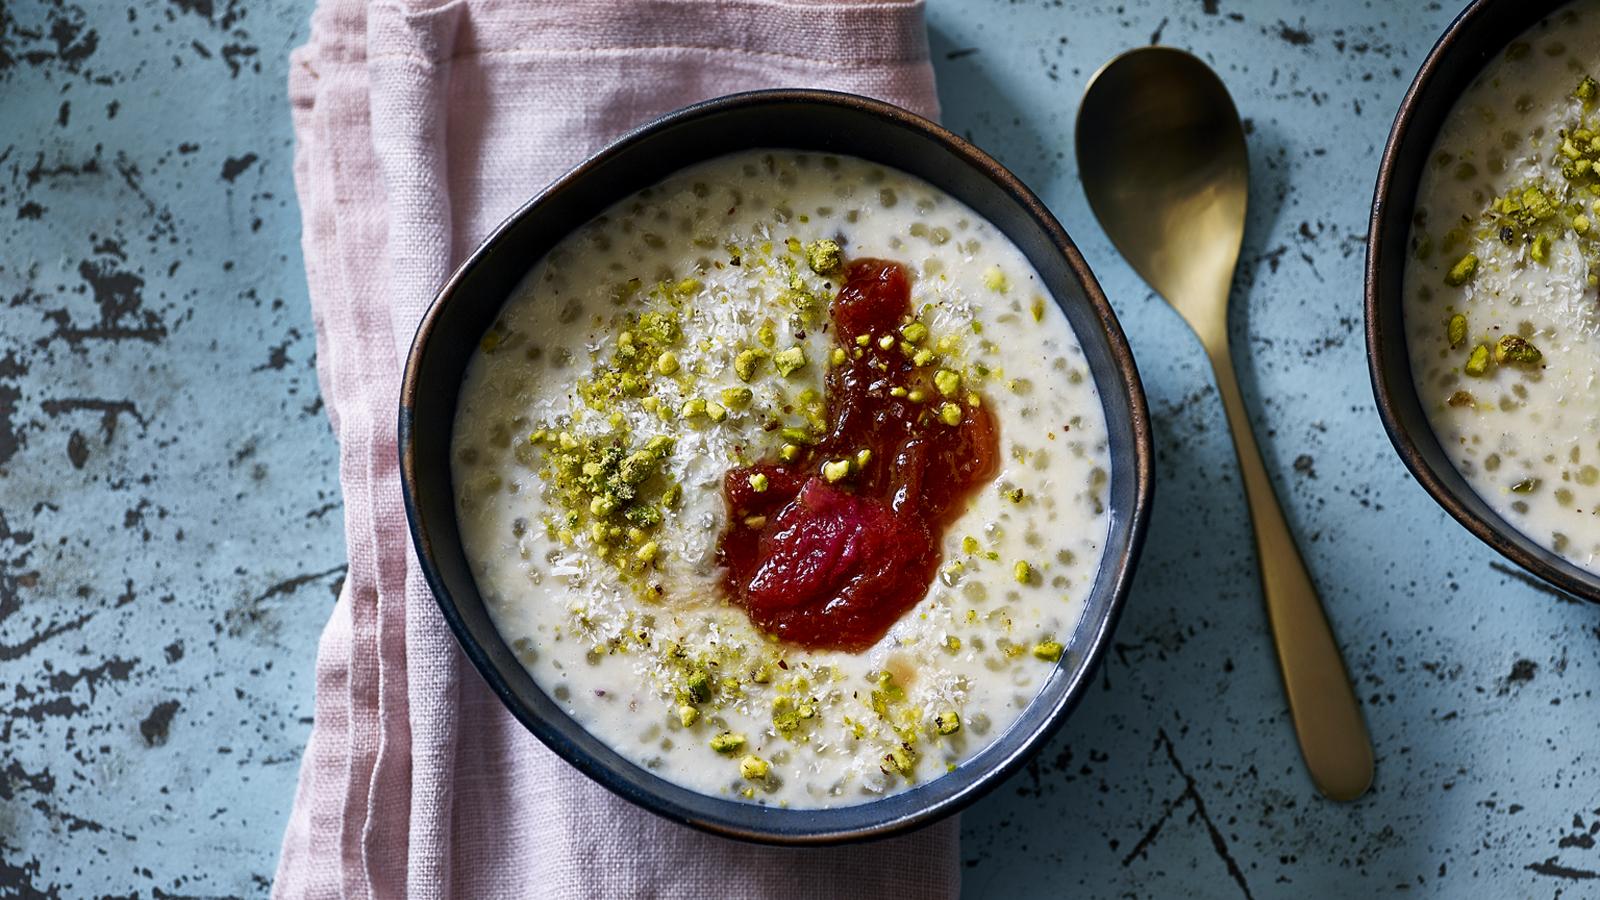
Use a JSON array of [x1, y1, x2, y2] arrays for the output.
[[1076, 47, 1373, 801]]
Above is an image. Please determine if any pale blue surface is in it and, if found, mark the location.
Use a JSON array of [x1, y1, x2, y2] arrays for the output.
[[3, 0, 1599, 897]]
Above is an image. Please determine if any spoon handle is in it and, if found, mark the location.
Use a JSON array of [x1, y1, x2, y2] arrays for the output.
[[1205, 340, 1375, 802]]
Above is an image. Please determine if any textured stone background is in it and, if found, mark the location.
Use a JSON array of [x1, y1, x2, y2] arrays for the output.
[[3, 0, 1598, 897]]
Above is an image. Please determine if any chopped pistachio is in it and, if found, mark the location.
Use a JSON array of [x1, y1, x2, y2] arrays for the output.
[[654, 351, 679, 375], [1447, 313, 1467, 349], [1447, 390, 1476, 408], [908, 389, 927, 403], [679, 397, 707, 419], [778, 443, 802, 463], [774, 346, 808, 377], [1031, 640, 1064, 662], [887, 745, 918, 776], [721, 386, 753, 410], [749, 473, 770, 493], [743, 515, 768, 529], [1530, 233, 1551, 264], [938, 402, 963, 426], [709, 732, 746, 753], [911, 348, 934, 367], [961, 536, 980, 555], [855, 448, 873, 468], [1464, 344, 1491, 377], [934, 368, 961, 397], [1578, 75, 1598, 103], [1577, 214, 1592, 234], [982, 265, 1008, 293], [634, 541, 659, 563], [677, 705, 699, 727], [686, 669, 712, 703], [705, 401, 727, 422], [901, 321, 929, 344], [1494, 334, 1542, 365], [734, 348, 766, 382], [1013, 560, 1033, 584], [1030, 295, 1046, 322], [1444, 253, 1479, 286], [1003, 487, 1025, 504], [829, 347, 847, 366], [821, 459, 852, 483], [739, 755, 771, 780], [805, 238, 843, 274], [876, 334, 896, 350], [1511, 477, 1541, 494], [933, 711, 961, 735]]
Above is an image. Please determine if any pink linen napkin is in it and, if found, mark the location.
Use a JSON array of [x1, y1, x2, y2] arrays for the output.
[[274, 0, 958, 896]]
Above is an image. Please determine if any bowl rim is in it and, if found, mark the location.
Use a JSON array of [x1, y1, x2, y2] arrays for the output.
[[1365, 0, 1600, 604], [399, 87, 1155, 843]]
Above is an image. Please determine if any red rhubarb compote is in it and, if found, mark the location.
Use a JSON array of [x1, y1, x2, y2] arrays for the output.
[[718, 259, 1000, 651]]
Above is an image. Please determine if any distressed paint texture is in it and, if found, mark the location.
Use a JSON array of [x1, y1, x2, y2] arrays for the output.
[[1, 0, 1598, 897]]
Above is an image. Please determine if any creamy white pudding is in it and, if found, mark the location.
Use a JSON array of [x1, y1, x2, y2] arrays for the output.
[[1404, 1, 1600, 573], [451, 149, 1111, 808]]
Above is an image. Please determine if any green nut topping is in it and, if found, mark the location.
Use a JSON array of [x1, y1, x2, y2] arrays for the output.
[[887, 745, 918, 777], [710, 732, 746, 753], [1464, 344, 1491, 377], [821, 459, 852, 483], [1444, 253, 1479, 287], [720, 386, 753, 410], [685, 669, 712, 704], [749, 473, 770, 493], [654, 351, 679, 376], [934, 711, 961, 735], [805, 238, 843, 275], [739, 755, 771, 780], [934, 368, 961, 398], [1013, 560, 1033, 584], [734, 348, 766, 382], [938, 402, 963, 426], [773, 346, 808, 377], [1031, 640, 1064, 662], [1447, 313, 1467, 348], [1530, 233, 1552, 264], [900, 321, 928, 344], [982, 265, 1008, 293], [677, 705, 699, 727], [1494, 334, 1542, 366]]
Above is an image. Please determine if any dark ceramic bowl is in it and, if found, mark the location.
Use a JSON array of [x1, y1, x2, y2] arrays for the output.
[[399, 89, 1154, 843], [1367, 0, 1600, 603]]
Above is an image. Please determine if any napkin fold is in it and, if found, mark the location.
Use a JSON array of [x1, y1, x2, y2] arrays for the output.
[[275, 1, 957, 896]]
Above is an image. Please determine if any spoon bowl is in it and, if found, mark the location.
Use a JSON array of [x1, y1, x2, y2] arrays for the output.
[[1077, 47, 1374, 802]]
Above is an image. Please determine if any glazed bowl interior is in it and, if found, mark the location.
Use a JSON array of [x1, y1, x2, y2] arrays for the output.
[[400, 90, 1152, 843], [1368, 0, 1600, 603]]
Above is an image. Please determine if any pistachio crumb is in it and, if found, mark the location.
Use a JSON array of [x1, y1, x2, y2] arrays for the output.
[[938, 402, 963, 426], [821, 459, 852, 483], [654, 351, 679, 376], [749, 473, 770, 493], [901, 321, 929, 344], [734, 349, 766, 382], [721, 386, 753, 410], [1031, 640, 1064, 662], [677, 705, 699, 727], [1444, 253, 1479, 286], [1013, 560, 1033, 584], [934, 368, 961, 397], [1464, 344, 1491, 377], [1447, 313, 1467, 349], [1494, 334, 1542, 366], [805, 239, 842, 275], [934, 711, 961, 735], [774, 346, 808, 377], [982, 265, 1008, 293], [710, 732, 746, 753], [739, 755, 771, 780]]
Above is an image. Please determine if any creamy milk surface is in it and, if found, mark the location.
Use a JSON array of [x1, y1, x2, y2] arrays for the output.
[[1404, 1, 1600, 573], [451, 150, 1111, 807]]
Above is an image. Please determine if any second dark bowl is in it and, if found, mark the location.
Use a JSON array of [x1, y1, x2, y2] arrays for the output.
[[1366, 0, 1600, 603]]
